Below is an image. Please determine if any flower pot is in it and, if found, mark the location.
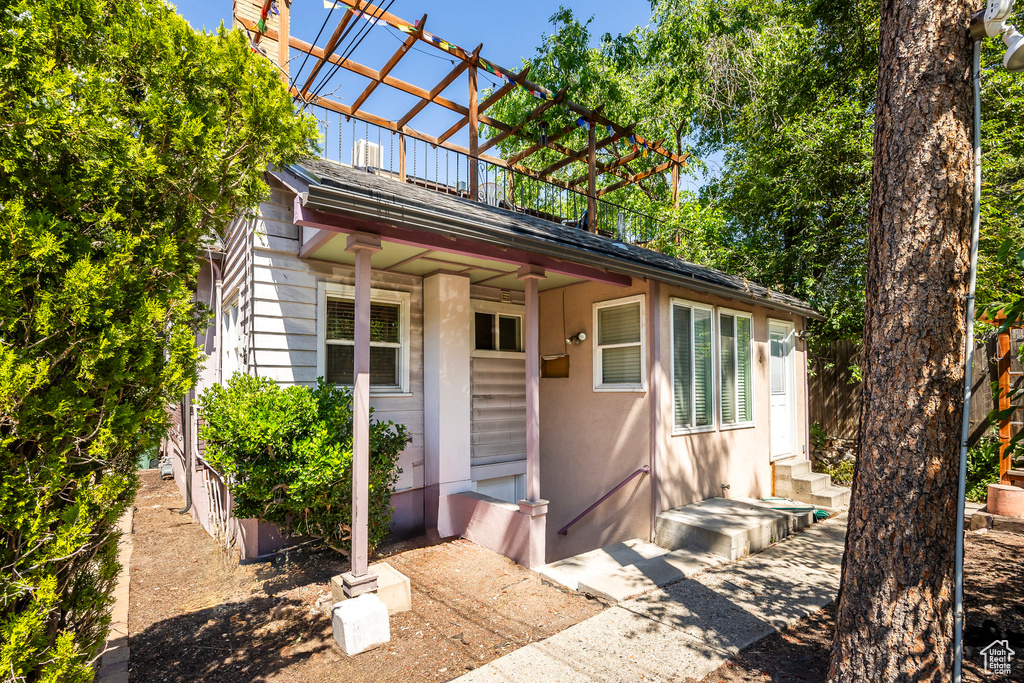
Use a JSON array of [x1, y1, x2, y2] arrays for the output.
[[987, 483, 1024, 519]]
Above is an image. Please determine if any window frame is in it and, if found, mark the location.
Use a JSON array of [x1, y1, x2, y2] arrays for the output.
[[592, 294, 647, 393], [717, 307, 756, 430], [471, 300, 525, 359], [670, 298, 717, 435], [316, 282, 412, 396]]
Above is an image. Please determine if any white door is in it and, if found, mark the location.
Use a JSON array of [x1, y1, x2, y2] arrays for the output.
[[769, 322, 797, 460]]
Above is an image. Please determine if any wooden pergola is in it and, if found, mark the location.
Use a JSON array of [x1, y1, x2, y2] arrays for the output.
[[235, 0, 690, 230]]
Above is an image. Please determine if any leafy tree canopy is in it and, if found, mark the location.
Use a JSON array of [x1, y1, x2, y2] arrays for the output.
[[489, 1, 1024, 343], [0, 0, 318, 679]]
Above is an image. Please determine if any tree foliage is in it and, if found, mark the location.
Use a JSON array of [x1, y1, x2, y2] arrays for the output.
[[493, 1, 1024, 345], [0, 0, 317, 679], [197, 376, 408, 552]]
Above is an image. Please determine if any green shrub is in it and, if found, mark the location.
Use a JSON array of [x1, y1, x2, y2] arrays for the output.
[[809, 422, 829, 452], [966, 437, 1004, 503], [814, 459, 855, 487], [0, 0, 316, 678], [197, 375, 408, 552]]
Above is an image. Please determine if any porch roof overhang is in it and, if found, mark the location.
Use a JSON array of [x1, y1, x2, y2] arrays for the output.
[[276, 158, 824, 320]]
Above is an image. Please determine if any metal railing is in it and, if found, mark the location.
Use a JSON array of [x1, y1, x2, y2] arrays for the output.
[[557, 465, 651, 536], [305, 104, 662, 245], [197, 456, 236, 550]]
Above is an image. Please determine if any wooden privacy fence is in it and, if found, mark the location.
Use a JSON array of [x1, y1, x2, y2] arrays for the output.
[[809, 332, 1024, 454]]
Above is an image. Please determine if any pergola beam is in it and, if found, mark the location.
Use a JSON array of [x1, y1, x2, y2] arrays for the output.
[[397, 44, 481, 130], [566, 138, 662, 189], [297, 8, 355, 99], [597, 159, 674, 197], [536, 124, 631, 178], [437, 68, 527, 145], [477, 87, 567, 156], [506, 121, 576, 166], [350, 14, 426, 114]]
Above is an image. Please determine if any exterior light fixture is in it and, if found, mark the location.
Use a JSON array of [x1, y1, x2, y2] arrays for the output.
[[1004, 26, 1024, 71], [957, 2, 1020, 681], [970, 0, 1024, 70], [566, 332, 586, 345]]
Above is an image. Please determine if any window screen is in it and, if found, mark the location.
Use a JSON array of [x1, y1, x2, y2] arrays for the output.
[[596, 300, 642, 386], [475, 312, 495, 350], [325, 297, 402, 388], [498, 315, 521, 352], [720, 312, 753, 425], [673, 303, 714, 429]]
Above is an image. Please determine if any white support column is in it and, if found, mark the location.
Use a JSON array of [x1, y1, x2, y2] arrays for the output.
[[518, 265, 545, 501], [422, 273, 473, 536], [516, 265, 548, 568], [342, 232, 382, 598]]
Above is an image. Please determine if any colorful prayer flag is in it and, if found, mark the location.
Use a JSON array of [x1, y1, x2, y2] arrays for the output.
[[396, 24, 416, 34], [256, 18, 266, 33], [576, 117, 590, 131]]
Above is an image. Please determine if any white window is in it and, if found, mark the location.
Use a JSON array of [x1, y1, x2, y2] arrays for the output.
[[471, 301, 523, 355], [671, 299, 715, 432], [719, 309, 754, 427], [593, 295, 646, 391], [317, 283, 411, 395]]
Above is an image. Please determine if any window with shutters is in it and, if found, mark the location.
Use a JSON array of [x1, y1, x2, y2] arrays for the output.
[[719, 309, 754, 427], [671, 300, 715, 432], [317, 283, 411, 395], [593, 295, 646, 392]]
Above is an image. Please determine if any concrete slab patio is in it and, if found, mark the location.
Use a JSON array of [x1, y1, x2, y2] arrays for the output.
[[456, 512, 848, 683]]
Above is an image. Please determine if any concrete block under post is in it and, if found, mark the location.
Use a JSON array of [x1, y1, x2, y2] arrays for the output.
[[518, 499, 549, 569], [339, 569, 378, 598], [332, 562, 411, 614], [332, 593, 390, 656]]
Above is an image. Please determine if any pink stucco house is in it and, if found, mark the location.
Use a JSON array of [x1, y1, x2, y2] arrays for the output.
[[168, 154, 822, 569], [165, 0, 827, 573]]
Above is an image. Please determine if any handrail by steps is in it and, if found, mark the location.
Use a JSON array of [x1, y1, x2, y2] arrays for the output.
[[557, 465, 651, 536]]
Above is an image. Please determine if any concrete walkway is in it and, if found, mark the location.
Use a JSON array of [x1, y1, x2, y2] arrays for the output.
[[457, 513, 848, 683], [98, 507, 134, 683]]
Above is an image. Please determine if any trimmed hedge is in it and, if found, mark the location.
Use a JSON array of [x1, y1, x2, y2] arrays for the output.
[[197, 375, 408, 552], [0, 0, 317, 678]]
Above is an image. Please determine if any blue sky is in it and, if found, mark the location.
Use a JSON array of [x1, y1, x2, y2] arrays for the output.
[[169, 0, 712, 193]]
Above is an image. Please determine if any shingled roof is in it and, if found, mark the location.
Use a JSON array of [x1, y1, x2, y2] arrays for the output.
[[286, 157, 821, 320]]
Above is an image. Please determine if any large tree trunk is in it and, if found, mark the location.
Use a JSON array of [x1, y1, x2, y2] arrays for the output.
[[828, 1, 974, 681]]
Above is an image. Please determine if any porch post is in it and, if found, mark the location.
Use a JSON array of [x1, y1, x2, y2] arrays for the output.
[[517, 264, 548, 568], [342, 232, 382, 597]]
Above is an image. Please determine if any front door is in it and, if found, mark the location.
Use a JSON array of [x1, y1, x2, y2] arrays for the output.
[[769, 321, 797, 460]]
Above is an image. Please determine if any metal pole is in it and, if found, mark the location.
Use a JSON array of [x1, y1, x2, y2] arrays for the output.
[[953, 39, 982, 683]]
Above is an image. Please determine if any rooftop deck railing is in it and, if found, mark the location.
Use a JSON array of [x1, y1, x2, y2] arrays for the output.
[[306, 104, 663, 246]]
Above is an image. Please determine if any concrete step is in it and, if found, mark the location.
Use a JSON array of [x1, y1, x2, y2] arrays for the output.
[[736, 497, 815, 532], [654, 497, 803, 561], [537, 538, 668, 592], [774, 459, 812, 479], [806, 486, 851, 509], [777, 472, 831, 497], [576, 546, 727, 602], [797, 472, 832, 494]]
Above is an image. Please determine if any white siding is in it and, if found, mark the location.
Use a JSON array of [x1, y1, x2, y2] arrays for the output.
[[238, 180, 425, 492]]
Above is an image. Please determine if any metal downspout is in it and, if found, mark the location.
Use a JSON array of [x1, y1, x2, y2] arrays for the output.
[[178, 389, 193, 515], [953, 39, 982, 683]]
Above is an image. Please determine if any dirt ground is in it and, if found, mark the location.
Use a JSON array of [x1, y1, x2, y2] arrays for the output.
[[128, 470, 603, 682], [702, 530, 1024, 683]]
